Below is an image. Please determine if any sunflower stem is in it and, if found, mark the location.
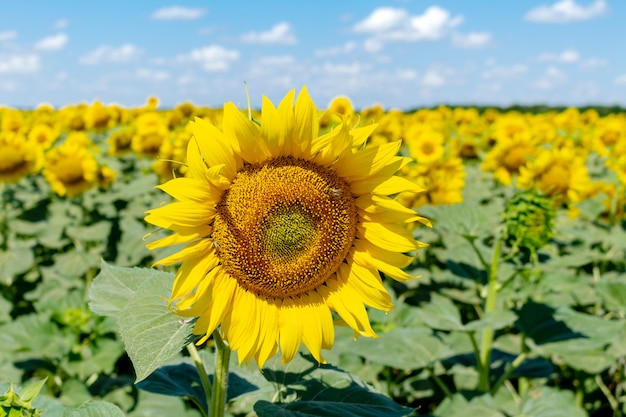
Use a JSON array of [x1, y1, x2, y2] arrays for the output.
[[186, 343, 211, 417], [478, 235, 501, 392], [211, 330, 231, 417]]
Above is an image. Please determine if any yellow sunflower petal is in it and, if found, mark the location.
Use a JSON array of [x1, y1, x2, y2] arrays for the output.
[[278, 297, 305, 364], [292, 86, 317, 158], [157, 177, 215, 202], [223, 102, 269, 163], [191, 117, 239, 179], [171, 250, 220, 304], [339, 262, 393, 312], [146, 225, 212, 250], [334, 141, 402, 180], [350, 123, 379, 149], [153, 238, 214, 266], [322, 278, 376, 339], [188, 268, 237, 339], [358, 220, 419, 252], [145, 201, 215, 229]]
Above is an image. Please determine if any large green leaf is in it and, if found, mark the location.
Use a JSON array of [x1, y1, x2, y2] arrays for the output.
[[88, 260, 166, 318], [61, 401, 126, 417], [88, 260, 195, 382], [415, 293, 464, 331], [255, 354, 413, 417], [419, 202, 493, 239], [334, 327, 450, 370]]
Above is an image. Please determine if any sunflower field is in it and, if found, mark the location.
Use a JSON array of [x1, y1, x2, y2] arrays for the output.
[[1, 93, 626, 417]]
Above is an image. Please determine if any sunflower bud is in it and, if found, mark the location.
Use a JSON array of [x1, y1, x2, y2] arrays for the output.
[[502, 190, 555, 254], [0, 379, 46, 417]]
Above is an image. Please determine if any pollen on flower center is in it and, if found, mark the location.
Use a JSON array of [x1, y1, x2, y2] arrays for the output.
[[212, 156, 357, 298]]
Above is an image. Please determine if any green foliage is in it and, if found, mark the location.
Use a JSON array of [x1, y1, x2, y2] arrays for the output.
[[1, 118, 626, 417]]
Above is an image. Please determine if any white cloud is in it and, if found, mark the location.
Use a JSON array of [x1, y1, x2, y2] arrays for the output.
[[185, 45, 240, 71], [353, 6, 464, 42], [54, 19, 68, 29], [531, 66, 567, 90], [615, 74, 626, 86], [451, 32, 491, 48], [315, 42, 357, 57], [136, 68, 170, 81], [151, 6, 206, 20], [537, 49, 580, 63], [241, 22, 297, 45], [363, 38, 384, 53], [422, 69, 446, 87], [396, 69, 418, 80], [80, 44, 143, 65], [0, 54, 40, 73], [35, 33, 68, 51], [580, 57, 608, 69], [525, 0, 607, 23], [0, 30, 17, 42], [482, 64, 528, 79]]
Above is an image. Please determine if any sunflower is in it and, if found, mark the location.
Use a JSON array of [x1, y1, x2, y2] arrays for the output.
[[145, 87, 428, 368], [27, 123, 60, 150], [43, 143, 99, 197], [404, 126, 446, 164], [516, 147, 592, 205], [481, 132, 539, 186], [0, 132, 43, 183]]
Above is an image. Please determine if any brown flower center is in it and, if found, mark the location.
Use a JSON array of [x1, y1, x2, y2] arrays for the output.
[[212, 156, 357, 298]]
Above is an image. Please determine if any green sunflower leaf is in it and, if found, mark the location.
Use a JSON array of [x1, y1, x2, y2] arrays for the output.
[[88, 260, 194, 382], [61, 400, 126, 417], [255, 353, 414, 417]]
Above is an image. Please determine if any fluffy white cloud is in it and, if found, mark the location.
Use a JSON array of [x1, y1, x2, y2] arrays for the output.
[[531, 66, 567, 89], [136, 68, 170, 81], [451, 32, 491, 48], [35, 33, 68, 51], [422, 69, 446, 87], [615, 74, 626, 86], [537, 49, 580, 63], [151, 6, 206, 20], [80, 44, 143, 65], [580, 57, 608, 69], [353, 6, 463, 42], [525, 0, 607, 23], [0, 54, 40, 73], [241, 22, 297, 45], [0, 30, 17, 42], [482, 64, 528, 80], [186, 45, 240, 71], [315, 42, 357, 57]]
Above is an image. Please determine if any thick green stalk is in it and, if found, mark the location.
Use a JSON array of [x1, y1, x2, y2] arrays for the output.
[[478, 237, 501, 392], [211, 330, 231, 417], [186, 343, 211, 417]]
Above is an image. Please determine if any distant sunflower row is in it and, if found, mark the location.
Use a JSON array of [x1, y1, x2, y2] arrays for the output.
[[1, 96, 626, 218]]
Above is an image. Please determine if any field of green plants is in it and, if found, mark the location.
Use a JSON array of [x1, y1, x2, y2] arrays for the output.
[[1, 99, 625, 416]]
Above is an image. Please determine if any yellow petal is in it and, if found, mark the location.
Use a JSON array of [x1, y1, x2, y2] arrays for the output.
[[189, 268, 237, 339], [292, 86, 317, 158], [171, 250, 220, 303], [339, 262, 393, 312], [278, 297, 304, 364], [222, 102, 269, 163], [358, 220, 419, 252], [156, 177, 215, 202], [153, 238, 213, 266], [146, 225, 212, 250], [334, 141, 402, 180], [191, 117, 239, 179], [145, 201, 215, 229]]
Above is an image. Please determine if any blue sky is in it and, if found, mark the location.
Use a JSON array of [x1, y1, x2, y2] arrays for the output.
[[0, 0, 624, 110]]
